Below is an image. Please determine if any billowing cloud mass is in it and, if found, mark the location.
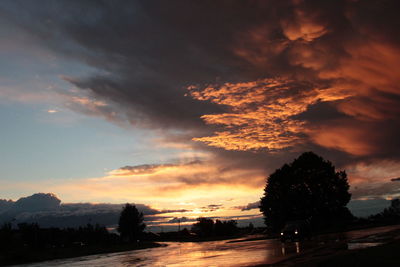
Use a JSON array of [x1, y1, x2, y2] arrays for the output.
[[0, 193, 191, 229], [13, 193, 61, 212], [1, 0, 400, 205]]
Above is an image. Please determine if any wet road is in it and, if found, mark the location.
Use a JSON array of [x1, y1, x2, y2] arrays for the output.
[[13, 225, 400, 267]]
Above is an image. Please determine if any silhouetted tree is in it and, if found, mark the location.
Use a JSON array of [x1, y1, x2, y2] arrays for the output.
[[214, 219, 238, 236], [191, 217, 214, 236], [260, 152, 352, 232], [191, 218, 238, 236], [248, 222, 254, 232], [179, 227, 191, 236], [117, 204, 145, 242]]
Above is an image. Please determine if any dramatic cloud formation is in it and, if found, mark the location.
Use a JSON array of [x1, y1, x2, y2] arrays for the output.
[[1, 0, 400, 206], [189, 78, 352, 151], [187, 1, 400, 158]]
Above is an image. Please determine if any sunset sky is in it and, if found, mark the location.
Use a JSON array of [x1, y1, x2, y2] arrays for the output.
[[1, 0, 400, 228]]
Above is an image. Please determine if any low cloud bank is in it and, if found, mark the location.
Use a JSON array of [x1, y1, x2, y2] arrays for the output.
[[0, 193, 185, 228]]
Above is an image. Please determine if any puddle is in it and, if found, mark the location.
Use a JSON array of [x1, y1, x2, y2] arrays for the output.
[[347, 242, 383, 250]]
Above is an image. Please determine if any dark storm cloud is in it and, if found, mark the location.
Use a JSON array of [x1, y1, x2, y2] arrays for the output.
[[0, 199, 13, 213], [13, 193, 61, 212], [1, 0, 400, 198], [0, 0, 277, 131], [1, 0, 245, 130]]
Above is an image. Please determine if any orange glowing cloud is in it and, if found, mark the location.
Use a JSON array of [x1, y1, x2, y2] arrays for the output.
[[189, 78, 352, 151], [320, 41, 400, 123], [189, 1, 400, 158], [306, 122, 377, 156], [105, 160, 265, 189], [281, 7, 328, 42], [321, 41, 400, 95]]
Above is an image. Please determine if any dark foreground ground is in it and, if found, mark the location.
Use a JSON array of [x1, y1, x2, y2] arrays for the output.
[[0, 242, 162, 266], [3, 225, 400, 266], [313, 240, 400, 267], [260, 226, 400, 266]]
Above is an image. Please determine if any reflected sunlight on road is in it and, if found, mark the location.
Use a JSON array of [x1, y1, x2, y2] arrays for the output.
[[16, 237, 296, 267]]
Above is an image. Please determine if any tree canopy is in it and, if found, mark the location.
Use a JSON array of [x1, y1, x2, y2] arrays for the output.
[[260, 152, 352, 232], [117, 204, 145, 242], [191, 217, 214, 236], [191, 217, 238, 237]]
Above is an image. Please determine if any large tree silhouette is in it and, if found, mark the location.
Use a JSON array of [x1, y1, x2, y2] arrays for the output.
[[117, 204, 145, 242], [260, 152, 352, 232]]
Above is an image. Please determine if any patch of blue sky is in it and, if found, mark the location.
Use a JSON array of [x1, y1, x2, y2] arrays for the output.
[[0, 102, 183, 183], [0, 48, 184, 184]]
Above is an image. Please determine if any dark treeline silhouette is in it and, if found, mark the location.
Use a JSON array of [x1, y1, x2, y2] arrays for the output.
[[191, 217, 238, 237], [0, 222, 127, 265], [0, 222, 116, 251], [367, 199, 400, 224], [337, 198, 400, 234], [0, 204, 159, 266], [0, 204, 148, 254], [260, 152, 353, 233]]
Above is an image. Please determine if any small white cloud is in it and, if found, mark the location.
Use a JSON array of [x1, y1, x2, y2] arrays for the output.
[[47, 109, 58, 113]]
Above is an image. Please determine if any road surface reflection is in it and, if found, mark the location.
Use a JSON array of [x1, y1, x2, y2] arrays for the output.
[[14, 237, 298, 267]]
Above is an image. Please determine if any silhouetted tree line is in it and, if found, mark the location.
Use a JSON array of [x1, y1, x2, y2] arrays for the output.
[[0, 222, 118, 251], [368, 199, 400, 224], [191, 217, 238, 237], [0, 204, 148, 256]]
